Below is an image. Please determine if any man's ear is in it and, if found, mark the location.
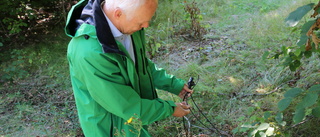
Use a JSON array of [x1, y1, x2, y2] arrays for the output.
[[114, 8, 122, 19]]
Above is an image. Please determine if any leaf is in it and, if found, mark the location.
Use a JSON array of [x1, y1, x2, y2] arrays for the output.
[[285, 3, 315, 27], [259, 131, 267, 137], [297, 20, 316, 47], [278, 97, 293, 111], [249, 129, 258, 137], [296, 92, 318, 110], [293, 108, 305, 124], [284, 88, 304, 98], [265, 127, 275, 136], [0, 42, 3, 47], [308, 84, 320, 93], [275, 112, 283, 124], [312, 106, 320, 118], [257, 123, 269, 131], [294, 48, 302, 57], [289, 60, 301, 71], [304, 50, 312, 58], [264, 111, 271, 120]]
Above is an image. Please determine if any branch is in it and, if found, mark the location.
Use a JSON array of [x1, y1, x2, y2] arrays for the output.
[[285, 116, 314, 131]]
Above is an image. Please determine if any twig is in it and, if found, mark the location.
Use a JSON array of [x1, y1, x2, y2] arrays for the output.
[[285, 116, 314, 131]]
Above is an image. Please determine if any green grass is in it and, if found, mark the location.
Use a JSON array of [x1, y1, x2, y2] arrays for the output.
[[1, 0, 320, 136], [148, 0, 320, 136]]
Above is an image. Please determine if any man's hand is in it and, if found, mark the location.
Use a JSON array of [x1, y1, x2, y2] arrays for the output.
[[178, 84, 194, 99], [172, 102, 190, 117]]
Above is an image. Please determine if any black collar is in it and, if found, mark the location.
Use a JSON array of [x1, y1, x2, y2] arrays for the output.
[[93, 0, 125, 55]]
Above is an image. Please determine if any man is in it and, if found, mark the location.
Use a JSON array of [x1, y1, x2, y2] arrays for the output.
[[65, 0, 193, 136]]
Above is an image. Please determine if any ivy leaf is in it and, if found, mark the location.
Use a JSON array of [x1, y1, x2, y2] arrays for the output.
[[285, 3, 315, 27], [284, 88, 304, 98], [312, 106, 320, 118], [278, 97, 293, 111], [293, 108, 305, 124]]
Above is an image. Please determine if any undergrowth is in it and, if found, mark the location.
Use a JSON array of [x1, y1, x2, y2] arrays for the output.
[[1, 0, 319, 136]]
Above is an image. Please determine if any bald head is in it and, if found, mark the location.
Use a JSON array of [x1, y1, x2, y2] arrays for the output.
[[103, 0, 158, 34], [104, 0, 158, 20]]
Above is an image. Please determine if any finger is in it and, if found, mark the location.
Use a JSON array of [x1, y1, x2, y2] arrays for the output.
[[185, 109, 190, 114], [181, 104, 190, 109]]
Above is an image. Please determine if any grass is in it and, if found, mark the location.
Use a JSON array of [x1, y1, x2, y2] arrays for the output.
[[1, 0, 319, 136]]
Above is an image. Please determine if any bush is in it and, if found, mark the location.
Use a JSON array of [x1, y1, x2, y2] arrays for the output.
[[0, 0, 75, 52]]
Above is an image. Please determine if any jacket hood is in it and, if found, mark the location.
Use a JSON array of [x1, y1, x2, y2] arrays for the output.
[[65, 0, 124, 55]]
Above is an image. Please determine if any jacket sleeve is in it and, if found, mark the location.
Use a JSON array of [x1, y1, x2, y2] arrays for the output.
[[147, 59, 185, 95], [76, 51, 176, 125]]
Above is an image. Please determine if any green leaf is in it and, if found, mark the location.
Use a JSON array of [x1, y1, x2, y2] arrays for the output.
[[264, 111, 271, 120], [294, 48, 302, 57], [289, 60, 301, 71], [281, 46, 288, 55], [275, 112, 283, 123], [308, 84, 320, 93], [301, 20, 316, 34], [278, 97, 293, 111], [312, 106, 320, 118], [304, 50, 312, 58], [300, 93, 318, 108], [282, 56, 292, 66], [257, 123, 269, 131], [0, 42, 3, 47], [297, 20, 315, 47], [285, 3, 315, 27], [293, 108, 305, 124], [284, 88, 304, 98]]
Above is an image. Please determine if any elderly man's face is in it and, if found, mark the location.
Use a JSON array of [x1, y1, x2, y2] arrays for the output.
[[118, 1, 157, 34]]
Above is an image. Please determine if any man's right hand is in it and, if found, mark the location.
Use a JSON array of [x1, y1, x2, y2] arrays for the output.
[[172, 102, 190, 117]]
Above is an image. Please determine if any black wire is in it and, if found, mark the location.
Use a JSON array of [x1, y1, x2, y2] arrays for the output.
[[190, 95, 222, 136], [183, 76, 223, 136]]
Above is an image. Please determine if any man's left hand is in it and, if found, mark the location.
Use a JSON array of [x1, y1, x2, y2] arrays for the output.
[[178, 84, 193, 99]]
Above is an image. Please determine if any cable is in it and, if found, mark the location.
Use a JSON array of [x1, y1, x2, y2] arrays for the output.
[[183, 76, 223, 136]]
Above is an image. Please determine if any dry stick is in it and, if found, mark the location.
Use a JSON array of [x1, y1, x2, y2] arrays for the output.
[[285, 116, 314, 131]]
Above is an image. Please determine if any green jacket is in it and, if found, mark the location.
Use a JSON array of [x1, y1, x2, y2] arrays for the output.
[[65, 0, 185, 136]]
